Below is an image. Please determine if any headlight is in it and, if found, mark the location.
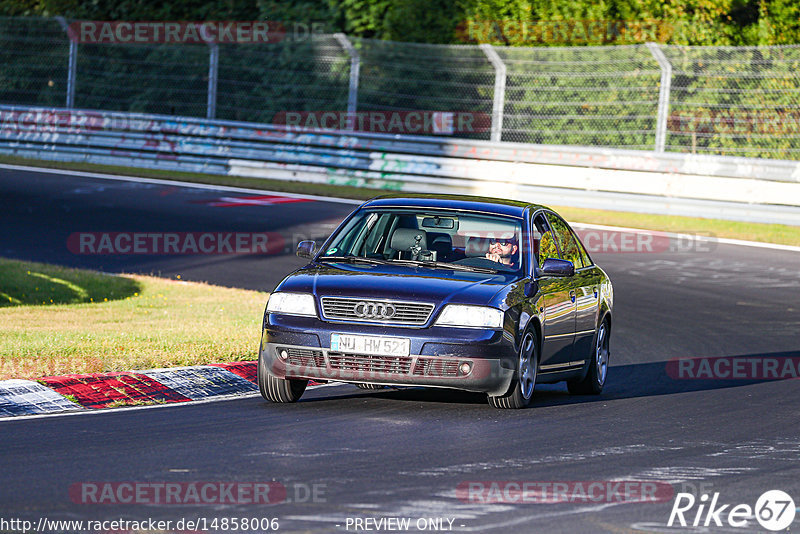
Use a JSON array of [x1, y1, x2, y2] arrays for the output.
[[434, 305, 503, 328], [266, 292, 317, 317]]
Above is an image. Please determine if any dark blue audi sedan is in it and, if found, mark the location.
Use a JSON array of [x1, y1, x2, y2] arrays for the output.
[[258, 194, 613, 408]]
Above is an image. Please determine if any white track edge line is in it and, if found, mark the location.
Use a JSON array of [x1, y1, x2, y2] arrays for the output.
[[1, 163, 796, 250], [0, 163, 363, 205]]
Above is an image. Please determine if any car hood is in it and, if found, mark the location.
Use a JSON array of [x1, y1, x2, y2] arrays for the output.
[[275, 261, 517, 308]]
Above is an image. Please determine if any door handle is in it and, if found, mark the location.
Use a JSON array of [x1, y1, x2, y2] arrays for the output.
[[569, 290, 576, 303]]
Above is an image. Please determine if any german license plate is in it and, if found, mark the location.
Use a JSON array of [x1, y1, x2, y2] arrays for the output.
[[330, 333, 410, 357]]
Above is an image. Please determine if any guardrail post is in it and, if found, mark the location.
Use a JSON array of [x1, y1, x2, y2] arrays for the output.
[[55, 17, 77, 108], [334, 33, 360, 122], [207, 43, 219, 120], [647, 42, 672, 153], [480, 44, 506, 143]]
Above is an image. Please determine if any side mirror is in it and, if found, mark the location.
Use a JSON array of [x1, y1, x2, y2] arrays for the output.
[[536, 258, 574, 278], [296, 240, 316, 259]]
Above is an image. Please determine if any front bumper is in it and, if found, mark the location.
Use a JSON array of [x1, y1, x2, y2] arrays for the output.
[[260, 314, 518, 397]]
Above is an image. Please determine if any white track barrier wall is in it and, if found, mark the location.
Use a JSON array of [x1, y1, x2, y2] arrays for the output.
[[2, 105, 800, 225]]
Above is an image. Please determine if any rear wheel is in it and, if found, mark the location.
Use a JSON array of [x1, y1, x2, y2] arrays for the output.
[[567, 318, 610, 395], [488, 329, 538, 409], [258, 352, 308, 403]]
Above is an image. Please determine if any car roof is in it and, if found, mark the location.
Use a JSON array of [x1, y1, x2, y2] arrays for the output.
[[362, 193, 548, 218]]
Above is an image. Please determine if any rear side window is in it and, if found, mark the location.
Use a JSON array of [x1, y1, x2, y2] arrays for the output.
[[573, 230, 593, 267]]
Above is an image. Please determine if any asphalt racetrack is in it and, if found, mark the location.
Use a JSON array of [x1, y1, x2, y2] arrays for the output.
[[1, 166, 799, 533]]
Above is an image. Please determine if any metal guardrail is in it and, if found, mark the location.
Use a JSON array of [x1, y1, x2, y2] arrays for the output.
[[2, 17, 800, 160], [2, 104, 800, 226], [3, 105, 800, 181]]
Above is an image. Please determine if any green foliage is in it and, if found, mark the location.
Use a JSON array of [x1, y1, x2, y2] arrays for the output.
[[382, 0, 465, 43], [258, 0, 339, 32], [0, 17, 69, 106], [336, 0, 391, 38], [763, 0, 800, 45], [2, 0, 799, 44], [26, 0, 262, 20], [1, 2, 799, 158], [214, 39, 351, 122]]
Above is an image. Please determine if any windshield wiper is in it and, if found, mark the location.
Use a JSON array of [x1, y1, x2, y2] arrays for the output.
[[389, 259, 499, 274], [317, 255, 391, 265], [319, 256, 501, 274]]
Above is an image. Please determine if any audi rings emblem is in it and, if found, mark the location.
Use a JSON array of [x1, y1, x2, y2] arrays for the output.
[[354, 301, 397, 320]]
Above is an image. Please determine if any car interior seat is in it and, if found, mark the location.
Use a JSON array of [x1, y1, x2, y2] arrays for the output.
[[389, 228, 428, 259], [465, 236, 490, 257], [427, 232, 453, 261]]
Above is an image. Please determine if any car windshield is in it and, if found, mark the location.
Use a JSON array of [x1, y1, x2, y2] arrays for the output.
[[318, 209, 524, 274]]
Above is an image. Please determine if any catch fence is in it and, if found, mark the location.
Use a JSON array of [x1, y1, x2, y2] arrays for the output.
[[1, 17, 799, 159]]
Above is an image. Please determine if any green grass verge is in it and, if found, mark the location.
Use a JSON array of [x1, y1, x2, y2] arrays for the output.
[[0, 258, 141, 306], [2, 154, 799, 246], [0, 258, 266, 380]]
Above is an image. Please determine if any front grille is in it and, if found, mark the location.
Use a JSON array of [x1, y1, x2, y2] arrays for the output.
[[321, 297, 434, 326], [328, 352, 413, 374], [413, 358, 461, 377], [280, 347, 325, 368]]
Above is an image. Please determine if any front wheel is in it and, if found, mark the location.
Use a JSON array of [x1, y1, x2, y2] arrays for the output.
[[568, 318, 610, 395], [258, 352, 308, 403], [488, 329, 538, 409]]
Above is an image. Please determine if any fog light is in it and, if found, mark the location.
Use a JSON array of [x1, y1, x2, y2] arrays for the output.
[[279, 349, 289, 361], [459, 362, 472, 375]]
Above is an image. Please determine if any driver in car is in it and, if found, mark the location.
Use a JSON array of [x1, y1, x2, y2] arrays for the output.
[[485, 235, 519, 267]]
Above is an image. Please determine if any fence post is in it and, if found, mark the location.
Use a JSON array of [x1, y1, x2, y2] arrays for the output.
[[480, 44, 506, 143], [55, 17, 77, 108], [334, 33, 360, 121], [207, 43, 219, 120], [647, 42, 672, 153]]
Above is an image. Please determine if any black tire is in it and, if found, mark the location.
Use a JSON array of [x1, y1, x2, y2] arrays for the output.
[[488, 328, 538, 409], [258, 352, 308, 403], [355, 383, 385, 390], [567, 318, 610, 395]]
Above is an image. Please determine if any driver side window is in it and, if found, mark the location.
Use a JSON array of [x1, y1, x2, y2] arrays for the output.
[[546, 213, 584, 268], [533, 213, 560, 265]]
